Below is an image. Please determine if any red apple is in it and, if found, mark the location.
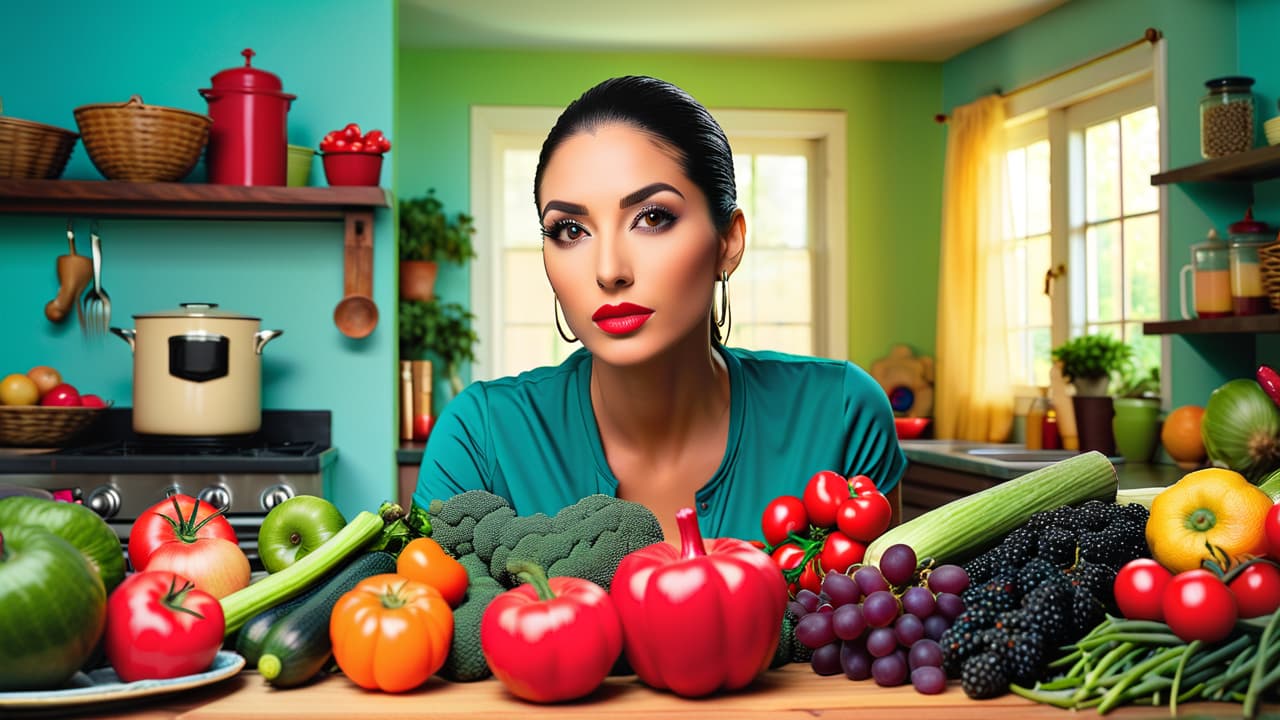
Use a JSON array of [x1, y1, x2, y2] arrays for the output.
[[413, 414, 434, 441], [40, 383, 81, 406], [79, 394, 106, 408]]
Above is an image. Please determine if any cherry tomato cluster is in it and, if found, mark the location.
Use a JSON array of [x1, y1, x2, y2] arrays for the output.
[[1114, 557, 1280, 643], [760, 470, 893, 597], [319, 123, 391, 154]]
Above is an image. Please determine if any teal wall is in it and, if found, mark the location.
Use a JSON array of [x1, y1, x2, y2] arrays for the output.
[[0, 0, 399, 519], [396, 49, 945, 374], [943, 0, 1275, 410]]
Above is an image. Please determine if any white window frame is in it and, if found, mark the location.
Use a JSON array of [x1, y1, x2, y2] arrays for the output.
[[469, 106, 848, 380]]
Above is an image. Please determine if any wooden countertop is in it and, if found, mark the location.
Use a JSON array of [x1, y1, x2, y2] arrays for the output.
[[63, 665, 1269, 720]]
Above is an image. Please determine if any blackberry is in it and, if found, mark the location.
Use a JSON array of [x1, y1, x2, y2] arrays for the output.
[[1038, 526, 1079, 568], [1118, 502, 1150, 525], [1041, 504, 1080, 530], [1017, 558, 1059, 590], [941, 606, 997, 675], [1071, 587, 1107, 631], [1080, 523, 1146, 567], [1074, 500, 1112, 531], [981, 626, 1046, 687], [997, 527, 1038, 568], [962, 576, 1020, 612], [1020, 580, 1071, 645], [960, 652, 1009, 699], [964, 552, 1001, 585]]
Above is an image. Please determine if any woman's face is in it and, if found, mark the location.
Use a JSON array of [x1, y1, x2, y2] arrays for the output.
[[538, 122, 736, 366]]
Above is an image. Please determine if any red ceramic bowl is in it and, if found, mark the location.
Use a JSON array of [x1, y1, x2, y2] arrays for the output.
[[894, 417, 931, 440], [322, 151, 383, 186]]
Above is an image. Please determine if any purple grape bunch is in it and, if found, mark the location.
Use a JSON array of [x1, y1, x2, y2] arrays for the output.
[[789, 543, 969, 695]]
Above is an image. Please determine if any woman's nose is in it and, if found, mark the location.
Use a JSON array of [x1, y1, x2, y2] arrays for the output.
[[595, 234, 633, 289]]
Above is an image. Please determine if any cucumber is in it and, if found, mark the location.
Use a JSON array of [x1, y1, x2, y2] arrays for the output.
[[256, 551, 397, 688], [235, 564, 341, 667]]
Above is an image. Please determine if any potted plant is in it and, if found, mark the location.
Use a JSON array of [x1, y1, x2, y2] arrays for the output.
[[1111, 363, 1162, 464], [1050, 333, 1133, 397], [399, 189, 477, 302], [399, 298, 478, 401]]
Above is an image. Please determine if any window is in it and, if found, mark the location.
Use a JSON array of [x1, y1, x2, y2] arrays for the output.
[[470, 107, 846, 380], [1000, 70, 1162, 390]]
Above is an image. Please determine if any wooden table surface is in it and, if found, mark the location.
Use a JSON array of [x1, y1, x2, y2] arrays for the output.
[[40, 665, 1274, 720]]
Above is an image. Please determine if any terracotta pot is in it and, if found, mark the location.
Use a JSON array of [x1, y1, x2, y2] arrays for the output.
[[400, 260, 439, 301]]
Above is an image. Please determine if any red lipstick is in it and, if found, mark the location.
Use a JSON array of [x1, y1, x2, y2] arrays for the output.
[[592, 302, 654, 335]]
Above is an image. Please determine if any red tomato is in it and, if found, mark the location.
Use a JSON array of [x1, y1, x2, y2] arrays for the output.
[[79, 393, 107, 408], [342, 123, 362, 141], [1114, 558, 1173, 621], [104, 571, 225, 682], [1162, 569, 1238, 643], [128, 494, 238, 572], [803, 470, 851, 528], [330, 137, 349, 152], [1228, 561, 1280, 618], [349, 140, 364, 153], [761, 495, 808, 547], [849, 475, 878, 496], [819, 531, 866, 575], [835, 492, 892, 543], [771, 542, 806, 595], [145, 535, 250, 599], [39, 383, 81, 406], [798, 556, 823, 595], [1266, 503, 1280, 559]]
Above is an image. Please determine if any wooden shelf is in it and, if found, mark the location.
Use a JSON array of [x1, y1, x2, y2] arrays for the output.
[[0, 179, 391, 338], [1150, 144, 1280, 185], [1144, 314, 1280, 335]]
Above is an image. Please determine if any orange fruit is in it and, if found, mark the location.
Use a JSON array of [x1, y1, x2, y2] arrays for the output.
[[0, 373, 39, 406], [1147, 468, 1272, 573], [1162, 405, 1206, 470], [26, 366, 62, 398]]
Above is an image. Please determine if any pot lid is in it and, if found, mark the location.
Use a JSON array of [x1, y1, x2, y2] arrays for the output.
[[1229, 207, 1271, 235], [134, 303, 259, 321], [208, 49, 283, 92]]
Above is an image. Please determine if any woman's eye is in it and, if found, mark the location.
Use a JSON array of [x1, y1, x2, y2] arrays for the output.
[[543, 221, 588, 244], [633, 207, 675, 232]]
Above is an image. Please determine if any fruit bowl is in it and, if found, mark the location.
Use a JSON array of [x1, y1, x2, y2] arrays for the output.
[[0, 405, 108, 448], [894, 417, 931, 440]]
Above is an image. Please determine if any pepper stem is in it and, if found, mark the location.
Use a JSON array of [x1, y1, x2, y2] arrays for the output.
[[508, 560, 556, 601], [676, 507, 707, 560]]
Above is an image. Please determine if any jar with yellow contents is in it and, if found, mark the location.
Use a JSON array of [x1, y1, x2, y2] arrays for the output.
[[1227, 208, 1274, 315]]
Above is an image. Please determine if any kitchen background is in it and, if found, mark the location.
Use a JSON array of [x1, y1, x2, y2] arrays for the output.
[[1, 0, 1277, 520]]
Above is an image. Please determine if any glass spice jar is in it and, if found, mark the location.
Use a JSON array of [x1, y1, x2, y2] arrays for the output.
[[1201, 76, 1256, 159]]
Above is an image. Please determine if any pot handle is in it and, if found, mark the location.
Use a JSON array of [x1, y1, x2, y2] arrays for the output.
[[255, 329, 284, 355], [109, 327, 136, 352]]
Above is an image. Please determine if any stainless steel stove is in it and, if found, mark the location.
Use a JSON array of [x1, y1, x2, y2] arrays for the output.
[[0, 409, 337, 571]]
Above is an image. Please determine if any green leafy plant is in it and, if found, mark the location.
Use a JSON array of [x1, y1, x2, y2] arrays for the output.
[[1050, 333, 1133, 384], [399, 299, 478, 395], [399, 189, 477, 263], [1113, 363, 1160, 399]]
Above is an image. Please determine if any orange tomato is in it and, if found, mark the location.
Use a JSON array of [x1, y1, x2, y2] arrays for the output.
[[330, 574, 453, 693], [1161, 405, 1206, 470], [1147, 468, 1272, 573], [396, 537, 469, 607], [0, 374, 39, 406]]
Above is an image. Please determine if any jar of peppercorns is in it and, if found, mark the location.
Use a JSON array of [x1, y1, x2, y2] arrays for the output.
[[1200, 76, 1256, 159]]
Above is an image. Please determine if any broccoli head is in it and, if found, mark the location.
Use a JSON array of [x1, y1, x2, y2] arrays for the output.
[[425, 490, 512, 557], [439, 551, 503, 682]]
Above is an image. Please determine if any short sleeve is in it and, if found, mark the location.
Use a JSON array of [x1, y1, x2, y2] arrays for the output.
[[413, 382, 492, 508], [840, 362, 907, 494]]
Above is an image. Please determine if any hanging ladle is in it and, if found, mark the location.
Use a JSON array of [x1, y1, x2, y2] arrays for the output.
[[44, 219, 94, 324], [333, 212, 379, 338]]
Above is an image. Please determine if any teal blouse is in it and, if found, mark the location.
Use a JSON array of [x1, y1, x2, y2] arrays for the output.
[[414, 346, 906, 543]]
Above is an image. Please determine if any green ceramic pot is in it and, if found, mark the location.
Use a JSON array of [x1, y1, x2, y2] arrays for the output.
[[1112, 397, 1161, 463], [286, 144, 315, 187]]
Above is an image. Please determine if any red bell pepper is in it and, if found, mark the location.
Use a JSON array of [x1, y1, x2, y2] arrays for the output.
[[610, 507, 788, 697], [480, 560, 622, 703]]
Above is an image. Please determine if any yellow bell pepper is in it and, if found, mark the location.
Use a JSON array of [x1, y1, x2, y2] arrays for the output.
[[1146, 468, 1272, 573]]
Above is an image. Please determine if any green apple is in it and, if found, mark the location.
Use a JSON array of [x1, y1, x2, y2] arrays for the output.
[[257, 495, 347, 573]]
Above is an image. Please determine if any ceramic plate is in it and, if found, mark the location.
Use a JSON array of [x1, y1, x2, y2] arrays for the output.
[[0, 651, 244, 711]]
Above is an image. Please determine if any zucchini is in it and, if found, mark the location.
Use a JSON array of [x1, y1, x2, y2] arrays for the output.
[[865, 450, 1117, 566], [221, 509, 386, 635], [236, 564, 341, 667], [257, 551, 397, 688]]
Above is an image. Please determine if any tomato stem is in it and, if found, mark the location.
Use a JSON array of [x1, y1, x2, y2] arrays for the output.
[[675, 507, 707, 560], [508, 560, 556, 601], [163, 576, 206, 619], [159, 496, 229, 543]]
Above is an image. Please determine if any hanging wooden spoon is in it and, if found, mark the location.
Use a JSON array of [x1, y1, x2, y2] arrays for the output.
[[333, 212, 379, 339], [45, 220, 94, 324]]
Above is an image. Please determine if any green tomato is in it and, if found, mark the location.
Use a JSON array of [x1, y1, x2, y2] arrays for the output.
[[257, 495, 347, 573], [0, 524, 107, 690], [0, 496, 126, 591]]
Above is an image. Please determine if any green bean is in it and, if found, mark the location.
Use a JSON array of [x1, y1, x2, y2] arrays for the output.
[[1077, 633, 1184, 650], [1184, 634, 1252, 675], [1170, 640, 1200, 717], [1073, 642, 1134, 703], [1244, 608, 1280, 719], [1036, 675, 1083, 691], [1097, 645, 1186, 714], [1051, 647, 1085, 669], [1009, 684, 1078, 708]]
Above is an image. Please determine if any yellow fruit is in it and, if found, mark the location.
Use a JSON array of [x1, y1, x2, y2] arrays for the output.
[[1161, 405, 1206, 470], [1146, 467, 1272, 573], [0, 374, 39, 406], [26, 366, 62, 398]]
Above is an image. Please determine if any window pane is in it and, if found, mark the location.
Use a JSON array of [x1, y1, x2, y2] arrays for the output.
[[1030, 327, 1052, 387], [738, 249, 810, 325], [1123, 213, 1160, 319], [733, 324, 811, 355], [1004, 243, 1028, 328], [1122, 107, 1160, 215], [1026, 140, 1051, 236], [503, 249, 552, 324], [503, 149, 540, 248], [1026, 234, 1051, 326], [1005, 147, 1027, 239], [503, 326, 560, 377], [1126, 321, 1160, 376], [1085, 121, 1121, 222], [751, 155, 808, 249], [734, 154, 755, 220], [1086, 221, 1122, 323]]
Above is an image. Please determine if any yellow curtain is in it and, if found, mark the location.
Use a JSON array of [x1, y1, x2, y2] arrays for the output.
[[934, 95, 1014, 442]]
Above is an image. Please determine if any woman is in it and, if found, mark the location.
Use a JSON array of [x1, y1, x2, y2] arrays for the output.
[[414, 75, 905, 544]]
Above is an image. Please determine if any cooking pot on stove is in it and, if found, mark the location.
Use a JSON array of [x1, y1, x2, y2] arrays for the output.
[[110, 303, 283, 436]]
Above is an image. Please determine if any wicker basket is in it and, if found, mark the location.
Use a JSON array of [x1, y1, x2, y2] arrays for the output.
[[0, 406, 107, 448], [73, 95, 211, 182], [1260, 242, 1280, 309], [0, 114, 79, 179]]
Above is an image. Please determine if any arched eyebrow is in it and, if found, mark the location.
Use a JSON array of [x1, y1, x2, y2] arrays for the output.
[[540, 200, 587, 220], [620, 183, 684, 208]]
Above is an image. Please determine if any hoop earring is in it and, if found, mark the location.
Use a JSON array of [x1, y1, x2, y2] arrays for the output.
[[712, 270, 732, 343], [553, 295, 578, 343]]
